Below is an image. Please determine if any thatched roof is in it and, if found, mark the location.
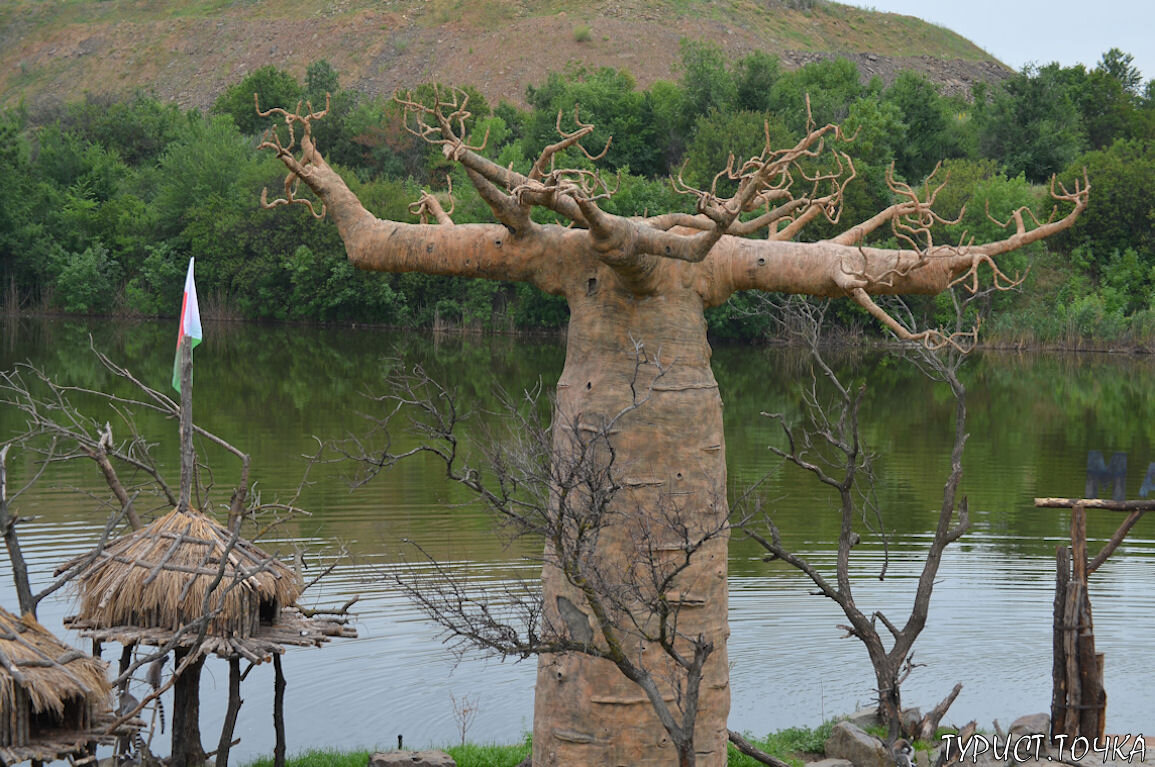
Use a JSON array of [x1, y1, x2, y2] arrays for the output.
[[56, 507, 301, 639], [0, 606, 110, 719]]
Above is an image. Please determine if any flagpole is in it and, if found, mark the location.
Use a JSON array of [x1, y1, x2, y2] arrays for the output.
[[174, 257, 201, 514], [178, 334, 194, 513]]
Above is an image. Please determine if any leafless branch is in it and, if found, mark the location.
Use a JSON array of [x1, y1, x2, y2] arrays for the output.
[[733, 295, 970, 741]]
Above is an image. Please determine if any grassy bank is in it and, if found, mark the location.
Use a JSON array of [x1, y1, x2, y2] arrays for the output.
[[241, 722, 838, 767]]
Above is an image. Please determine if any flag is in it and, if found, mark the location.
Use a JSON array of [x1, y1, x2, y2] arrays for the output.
[[172, 257, 203, 392]]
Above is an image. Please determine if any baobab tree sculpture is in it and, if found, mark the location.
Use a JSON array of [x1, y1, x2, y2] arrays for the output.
[[259, 89, 1088, 767]]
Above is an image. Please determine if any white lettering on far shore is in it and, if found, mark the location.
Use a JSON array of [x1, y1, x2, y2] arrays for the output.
[[940, 733, 1147, 763]]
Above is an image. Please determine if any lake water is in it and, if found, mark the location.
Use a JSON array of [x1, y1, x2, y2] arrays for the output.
[[2, 317, 1153, 759]]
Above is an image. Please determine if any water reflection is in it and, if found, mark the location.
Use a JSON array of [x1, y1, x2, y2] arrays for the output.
[[1, 319, 1153, 759]]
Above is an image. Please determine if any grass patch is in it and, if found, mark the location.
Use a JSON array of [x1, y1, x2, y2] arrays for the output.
[[239, 724, 841, 767], [245, 748, 374, 767], [728, 721, 836, 767], [446, 739, 532, 766], [242, 742, 531, 767]]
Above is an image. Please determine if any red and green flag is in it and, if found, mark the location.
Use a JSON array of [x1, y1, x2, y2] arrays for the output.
[[172, 257, 203, 392]]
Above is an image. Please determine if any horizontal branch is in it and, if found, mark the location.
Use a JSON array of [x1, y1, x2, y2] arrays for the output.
[[1034, 498, 1155, 511]]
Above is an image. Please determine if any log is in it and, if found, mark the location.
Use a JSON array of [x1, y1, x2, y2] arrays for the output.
[[727, 730, 793, 767], [1034, 498, 1155, 510]]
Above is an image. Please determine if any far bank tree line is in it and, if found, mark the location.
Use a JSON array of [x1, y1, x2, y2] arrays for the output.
[[2, 44, 1153, 343]]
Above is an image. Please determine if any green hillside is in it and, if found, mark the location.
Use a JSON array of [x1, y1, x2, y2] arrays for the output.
[[1, 0, 1009, 111]]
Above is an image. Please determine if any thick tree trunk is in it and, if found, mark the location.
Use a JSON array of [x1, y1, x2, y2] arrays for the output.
[[533, 260, 730, 767]]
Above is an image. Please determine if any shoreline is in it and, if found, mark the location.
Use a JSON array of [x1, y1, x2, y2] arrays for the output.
[[6, 310, 1155, 356]]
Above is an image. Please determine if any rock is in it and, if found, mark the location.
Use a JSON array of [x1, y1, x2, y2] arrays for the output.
[[368, 751, 456, 767], [1006, 714, 1052, 759], [1008, 713, 1049, 740], [900, 707, 922, 735], [845, 706, 882, 730], [825, 721, 891, 767], [811, 759, 855, 767]]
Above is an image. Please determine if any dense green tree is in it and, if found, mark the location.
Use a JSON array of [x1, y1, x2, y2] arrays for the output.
[[0, 107, 42, 302], [979, 63, 1086, 182], [768, 58, 864, 135], [341, 98, 430, 181], [49, 240, 120, 314], [213, 65, 304, 136], [124, 242, 187, 315], [733, 50, 780, 113], [1060, 138, 1155, 263], [645, 79, 688, 172], [677, 39, 738, 125], [883, 71, 965, 181], [1097, 48, 1144, 97], [60, 91, 187, 166], [525, 66, 662, 177], [1072, 68, 1135, 150], [680, 109, 794, 194], [839, 96, 905, 169], [301, 60, 361, 168], [153, 113, 256, 238]]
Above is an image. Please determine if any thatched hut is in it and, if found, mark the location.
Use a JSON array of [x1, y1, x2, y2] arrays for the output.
[[55, 507, 354, 767], [0, 606, 121, 765], [56, 507, 349, 661]]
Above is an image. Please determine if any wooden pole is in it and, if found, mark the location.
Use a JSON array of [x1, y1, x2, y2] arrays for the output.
[[1050, 545, 1069, 743], [178, 335, 194, 513], [1071, 504, 1087, 583], [215, 656, 243, 767], [273, 653, 287, 767], [1061, 576, 1082, 736], [171, 647, 207, 767], [117, 645, 133, 756]]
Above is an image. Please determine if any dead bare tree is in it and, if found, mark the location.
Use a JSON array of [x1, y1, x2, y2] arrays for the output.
[[261, 84, 1086, 763], [331, 353, 728, 767], [734, 292, 981, 745]]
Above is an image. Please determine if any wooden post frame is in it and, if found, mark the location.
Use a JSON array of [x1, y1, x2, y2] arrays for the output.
[[1034, 497, 1152, 742]]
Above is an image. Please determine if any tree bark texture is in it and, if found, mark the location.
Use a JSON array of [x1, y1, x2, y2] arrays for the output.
[[532, 264, 730, 766]]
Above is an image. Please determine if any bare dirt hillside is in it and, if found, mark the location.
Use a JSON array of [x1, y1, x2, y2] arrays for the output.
[[0, 0, 1012, 113]]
